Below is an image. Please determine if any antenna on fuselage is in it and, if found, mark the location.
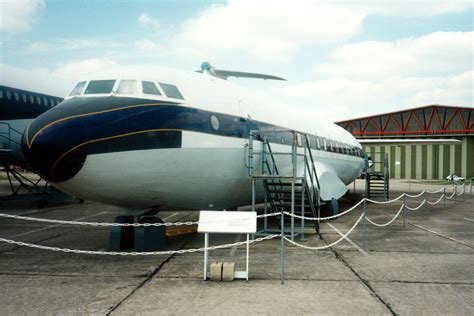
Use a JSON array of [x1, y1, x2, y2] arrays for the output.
[[196, 61, 286, 81]]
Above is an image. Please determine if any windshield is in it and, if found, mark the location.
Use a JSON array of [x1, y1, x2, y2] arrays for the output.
[[84, 80, 116, 94], [69, 81, 86, 96]]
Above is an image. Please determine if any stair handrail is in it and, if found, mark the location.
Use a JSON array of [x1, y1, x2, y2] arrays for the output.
[[0, 122, 24, 149]]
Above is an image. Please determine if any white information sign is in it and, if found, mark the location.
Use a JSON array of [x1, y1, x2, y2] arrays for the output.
[[198, 211, 257, 234]]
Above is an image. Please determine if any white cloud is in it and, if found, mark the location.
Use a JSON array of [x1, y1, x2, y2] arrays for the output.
[[171, 0, 366, 62], [138, 13, 160, 29], [314, 32, 473, 80], [0, 0, 45, 33], [276, 70, 473, 122], [28, 38, 123, 53], [168, 0, 472, 62], [351, 1, 472, 17]]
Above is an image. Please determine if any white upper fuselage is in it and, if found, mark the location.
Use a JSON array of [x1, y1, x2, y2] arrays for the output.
[[24, 67, 364, 211]]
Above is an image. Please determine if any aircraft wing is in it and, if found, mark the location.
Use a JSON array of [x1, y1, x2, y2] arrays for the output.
[[214, 70, 286, 81], [357, 139, 461, 145]]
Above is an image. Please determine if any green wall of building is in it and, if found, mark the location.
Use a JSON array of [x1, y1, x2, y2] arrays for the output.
[[363, 136, 473, 180]]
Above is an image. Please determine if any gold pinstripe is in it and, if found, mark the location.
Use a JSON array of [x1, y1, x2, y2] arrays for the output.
[[50, 128, 181, 182], [27, 102, 165, 149]]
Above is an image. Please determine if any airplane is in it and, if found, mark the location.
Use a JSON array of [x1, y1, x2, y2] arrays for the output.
[[20, 62, 460, 217], [0, 84, 63, 169]]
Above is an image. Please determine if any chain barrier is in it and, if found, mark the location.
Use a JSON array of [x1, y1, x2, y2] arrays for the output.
[[365, 194, 405, 204], [284, 214, 364, 250], [405, 199, 427, 211], [426, 194, 445, 205], [425, 187, 445, 194], [405, 190, 426, 198], [365, 205, 404, 227], [283, 199, 365, 221], [0, 234, 279, 256], [445, 190, 457, 200], [0, 211, 281, 228]]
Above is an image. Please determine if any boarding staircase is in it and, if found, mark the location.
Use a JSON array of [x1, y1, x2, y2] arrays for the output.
[[247, 131, 321, 239], [0, 122, 30, 170], [0, 122, 60, 198], [365, 152, 390, 201]]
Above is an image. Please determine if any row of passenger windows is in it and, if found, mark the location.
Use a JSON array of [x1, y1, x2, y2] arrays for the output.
[[69, 80, 185, 100], [305, 134, 363, 157], [261, 131, 363, 157], [0, 88, 61, 107]]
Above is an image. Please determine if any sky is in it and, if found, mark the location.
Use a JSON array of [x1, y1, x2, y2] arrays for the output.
[[0, 0, 473, 121]]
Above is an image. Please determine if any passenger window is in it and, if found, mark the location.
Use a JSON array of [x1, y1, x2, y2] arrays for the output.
[[69, 81, 87, 96], [0, 89, 3, 99], [85, 80, 116, 94], [117, 80, 137, 94], [142, 81, 161, 95], [22, 93, 27, 102], [43, 97, 48, 105], [159, 83, 184, 100], [14, 91, 19, 101], [36, 96, 41, 105], [6, 90, 11, 100], [29, 95, 34, 104]]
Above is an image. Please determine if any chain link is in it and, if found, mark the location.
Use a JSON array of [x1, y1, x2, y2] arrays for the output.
[[365, 205, 404, 227], [284, 213, 364, 250], [0, 234, 279, 256]]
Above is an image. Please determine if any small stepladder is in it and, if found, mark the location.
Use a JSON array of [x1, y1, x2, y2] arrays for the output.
[[198, 211, 257, 281]]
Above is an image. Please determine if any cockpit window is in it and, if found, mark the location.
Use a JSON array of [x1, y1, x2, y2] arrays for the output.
[[159, 83, 184, 100], [69, 81, 86, 96], [142, 81, 161, 95], [84, 80, 116, 94], [117, 80, 137, 94]]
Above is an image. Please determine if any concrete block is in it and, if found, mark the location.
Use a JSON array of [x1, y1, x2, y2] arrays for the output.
[[210, 261, 222, 281], [222, 262, 235, 281]]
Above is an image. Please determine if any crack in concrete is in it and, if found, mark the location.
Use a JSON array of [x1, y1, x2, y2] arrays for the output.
[[107, 212, 196, 315], [106, 237, 193, 315], [409, 223, 474, 249], [323, 236, 397, 315]]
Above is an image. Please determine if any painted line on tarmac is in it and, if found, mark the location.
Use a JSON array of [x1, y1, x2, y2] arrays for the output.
[[327, 223, 368, 256], [8, 211, 109, 239], [463, 217, 474, 222], [162, 212, 178, 221], [409, 223, 474, 249]]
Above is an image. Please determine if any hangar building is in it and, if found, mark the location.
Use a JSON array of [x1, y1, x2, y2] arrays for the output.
[[336, 105, 473, 180]]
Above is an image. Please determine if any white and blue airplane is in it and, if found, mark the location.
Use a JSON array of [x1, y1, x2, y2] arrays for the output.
[[19, 63, 458, 213]]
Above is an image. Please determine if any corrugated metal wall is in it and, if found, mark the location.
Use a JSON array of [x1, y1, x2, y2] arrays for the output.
[[363, 136, 473, 179]]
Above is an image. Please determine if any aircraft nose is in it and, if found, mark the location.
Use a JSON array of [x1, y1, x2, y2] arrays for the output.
[[22, 109, 87, 183]]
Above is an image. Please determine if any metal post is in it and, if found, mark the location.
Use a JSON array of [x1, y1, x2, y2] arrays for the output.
[[443, 187, 446, 208], [403, 194, 407, 228], [362, 199, 367, 249], [203, 233, 209, 280], [263, 191, 268, 233], [291, 182, 295, 241], [291, 132, 297, 241], [301, 179, 305, 241], [280, 208, 285, 285], [454, 184, 457, 204], [246, 234, 249, 281], [301, 142, 306, 240], [424, 191, 428, 214], [262, 137, 266, 175], [252, 178, 256, 213]]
